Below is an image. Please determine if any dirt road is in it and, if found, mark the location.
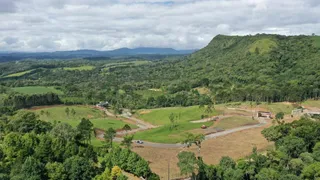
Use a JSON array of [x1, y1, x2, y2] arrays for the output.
[[95, 106, 269, 148]]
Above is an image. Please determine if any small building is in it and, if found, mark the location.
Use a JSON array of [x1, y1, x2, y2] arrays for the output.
[[257, 111, 272, 118], [96, 101, 109, 108], [292, 108, 303, 116]]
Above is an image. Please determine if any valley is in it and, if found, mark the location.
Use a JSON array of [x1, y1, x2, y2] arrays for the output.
[[1, 34, 320, 180]]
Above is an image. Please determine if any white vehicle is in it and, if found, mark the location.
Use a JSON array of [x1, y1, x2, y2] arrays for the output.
[[136, 140, 144, 144]]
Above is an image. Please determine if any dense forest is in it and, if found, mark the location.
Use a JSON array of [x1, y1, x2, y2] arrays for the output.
[[177, 116, 320, 179], [0, 111, 159, 180], [107, 34, 320, 103]]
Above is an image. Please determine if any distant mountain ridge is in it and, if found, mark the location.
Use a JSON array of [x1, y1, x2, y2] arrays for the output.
[[0, 47, 197, 62]]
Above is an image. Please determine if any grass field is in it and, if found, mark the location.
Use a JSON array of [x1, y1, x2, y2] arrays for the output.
[[260, 103, 295, 114], [5, 69, 35, 77], [312, 36, 320, 48], [249, 38, 277, 54], [134, 121, 214, 143], [63, 65, 95, 71], [13, 86, 64, 95], [136, 89, 164, 98], [136, 106, 220, 125], [223, 101, 295, 115], [30, 105, 137, 130], [302, 100, 320, 108], [105, 60, 150, 67], [214, 116, 258, 129], [103, 61, 150, 72]]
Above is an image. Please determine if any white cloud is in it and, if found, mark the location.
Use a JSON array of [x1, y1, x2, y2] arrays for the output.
[[0, 0, 319, 51]]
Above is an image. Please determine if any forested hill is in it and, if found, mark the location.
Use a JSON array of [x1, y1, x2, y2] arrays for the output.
[[185, 34, 320, 101], [110, 34, 320, 103]]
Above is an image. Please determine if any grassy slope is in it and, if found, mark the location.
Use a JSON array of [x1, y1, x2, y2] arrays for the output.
[[5, 69, 34, 77], [137, 106, 220, 125], [214, 116, 257, 129], [135, 89, 164, 98], [30, 105, 137, 130], [260, 103, 295, 115], [248, 38, 277, 54], [302, 100, 320, 108], [312, 36, 320, 48], [13, 86, 64, 95], [63, 65, 95, 71]]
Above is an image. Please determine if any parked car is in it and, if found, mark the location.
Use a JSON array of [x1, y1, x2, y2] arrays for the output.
[[136, 140, 144, 144]]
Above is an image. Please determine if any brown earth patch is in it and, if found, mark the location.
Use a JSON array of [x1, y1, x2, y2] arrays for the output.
[[139, 110, 151, 115], [133, 125, 273, 179]]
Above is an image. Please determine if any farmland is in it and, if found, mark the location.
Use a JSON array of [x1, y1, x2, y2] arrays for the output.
[[12, 86, 64, 95], [63, 65, 95, 71]]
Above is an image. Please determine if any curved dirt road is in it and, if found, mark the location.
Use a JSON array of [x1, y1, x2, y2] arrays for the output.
[[96, 107, 268, 148], [98, 120, 267, 148]]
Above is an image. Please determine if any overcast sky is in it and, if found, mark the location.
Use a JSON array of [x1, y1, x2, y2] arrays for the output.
[[0, 0, 319, 52]]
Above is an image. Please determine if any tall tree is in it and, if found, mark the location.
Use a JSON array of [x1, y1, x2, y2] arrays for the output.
[[104, 128, 116, 148], [182, 133, 205, 156], [76, 118, 93, 144], [121, 135, 134, 149], [177, 151, 198, 177]]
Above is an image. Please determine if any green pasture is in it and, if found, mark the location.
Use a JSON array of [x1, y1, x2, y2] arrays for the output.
[[248, 38, 277, 54], [135, 89, 164, 98], [312, 36, 320, 48], [5, 69, 35, 77], [134, 121, 214, 143], [302, 100, 320, 108], [136, 106, 220, 125], [214, 116, 258, 129], [103, 60, 150, 71], [260, 103, 295, 115], [30, 105, 137, 130], [12, 86, 64, 95], [63, 65, 95, 71]]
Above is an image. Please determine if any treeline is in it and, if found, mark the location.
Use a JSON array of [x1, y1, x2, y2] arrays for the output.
[[178, 117, 320, 179], [3, 93, 61, 109], [0, 111, 159, 180], [101, 147, 159, 179]]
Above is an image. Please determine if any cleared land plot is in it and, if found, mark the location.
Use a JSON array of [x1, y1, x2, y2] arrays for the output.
[[302, 100, 320, 108], [248, 38, 277, 54], [5, 69, 35, 77], [13, 86, 64, 95], [137, 106, 220, 125], [30, 105, 137, 130], [103, 61, 150, 71], [312, 36, 320, 48], [134, 121, 214, 143], [133, 125, 272, 180], [214, 116, 258, 129], [63, 65, 95, 71], [194, 87, 211, 95], [223, 101, 295, 115], [260, 103, 295, 114], [135, 89, 164, 98]]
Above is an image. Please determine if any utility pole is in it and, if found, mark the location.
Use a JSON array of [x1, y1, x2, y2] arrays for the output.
[[168, 159, 170, 180]]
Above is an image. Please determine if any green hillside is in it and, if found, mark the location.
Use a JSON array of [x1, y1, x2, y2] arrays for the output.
[[110, 34, 320, 103]]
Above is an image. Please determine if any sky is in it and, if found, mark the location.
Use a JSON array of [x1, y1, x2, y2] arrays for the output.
[[0, 0, 319, 52]]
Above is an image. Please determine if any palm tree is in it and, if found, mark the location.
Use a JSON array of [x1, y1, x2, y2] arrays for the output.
[[182, 133, 205, 156]]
